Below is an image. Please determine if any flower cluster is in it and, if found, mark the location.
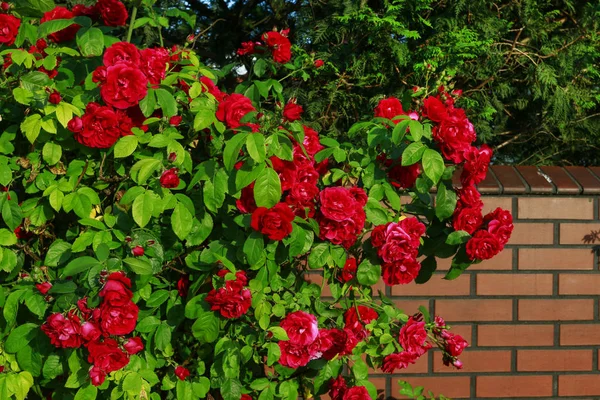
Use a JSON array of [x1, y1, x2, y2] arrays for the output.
[[317, 187, 367, 249], [382, 316, 431, 373], [371, 217, 426, 285], [206, 270, 252, 319], [328, 376, 371, 400], [237, 29, 292, 64], [41, 272, 142, 386], [466, 207, 514, 260], [278, 306, 378, 369]]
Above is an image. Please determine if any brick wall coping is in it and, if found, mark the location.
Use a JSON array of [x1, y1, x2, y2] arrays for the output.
[[458, 166, 600, 195]]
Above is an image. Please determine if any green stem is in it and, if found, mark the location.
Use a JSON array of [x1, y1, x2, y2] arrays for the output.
[[126, 6, 138, 43]]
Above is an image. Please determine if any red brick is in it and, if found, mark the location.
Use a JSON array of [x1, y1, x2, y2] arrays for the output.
[[518, 197, 594, 219], [560, 324, 600, 345], [477, 324, 554, 346], [433, 350, 511, 373], [559, 223, 600, 245], [477, 273, 553, 295], [403, 353, 428, 374], [436, 299, 512, 322], [476, 376, 553, 398], [392, 376, 471, 399], [509, 222, 554, 245], [517, 349, 592, 371], [559, 274, 600, 295], [519, 299, 594, 321], [437, 249, 512, 270], [518, 248, 594, 270], [391, 274, 470, 296], [481, 196, 513, 215], [558, 374, 600, 396]]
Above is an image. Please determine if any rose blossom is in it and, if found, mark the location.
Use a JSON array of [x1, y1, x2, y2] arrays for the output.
[[374, 97, 405, 120], [100, 63, 148, 109], [99, 301, 139, 335], [388, 163, 421, 189], [216, 93, 255, 129], [314, 59, 324, 68], [131, 245, 144, 257], [339, 257, 357, 283], [205, 278, 252, 319], [0, 14, 20, 46], [461, 145, 493, 186], [97, 0, 128, 27], [453, 207, 483, 234], [177, 275, 190, 297], [466, 230, 502, 260], [278, 341, 311, 368], [174, 366, 190, 381], [399, 316, 431, 356], [88, 339, 130, 386], [81, 321, 102, 342], [36, 282, 52, 295], [329, 376, 347, 400], [382, 258, 421, 285], [160, 168, 180, 188], [139, 47, 170, 85], [71, 102, 132, 148], [103, 42, 141, 67], [41, 7, 80, 43], [262, 31, 291, 63], [381, 351, 418, 373], [283, 101, 303, 121], [344, 306, 378, 340], [99, 271, 133, 306], [280, 310, 319, 345], [342, 386, 371, 400], [251, 203, 295, 241], [41, 313, 82, 348], [123, 337, 144, 355]]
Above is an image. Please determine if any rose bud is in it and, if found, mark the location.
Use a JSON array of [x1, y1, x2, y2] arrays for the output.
[[174, 366, 190, 381], [131, 245, 144, 257], [0, 366, 4, 373], [67, 117, 83, 133], [48, 90, 61, 104], [453, 359, 463, 369], [314, 59, 324, 68], [186, 34, 195, 43], [123, 337, 144, 355], [36, 282, 52, 295], [169, 115, 182, 126], [168, 152, 177, 162], [125, 236, 132, 243], [1, 2, 10, 11], [160, 168, 180, 189]]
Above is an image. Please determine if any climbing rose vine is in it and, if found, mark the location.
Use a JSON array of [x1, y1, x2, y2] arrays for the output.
[[0, 1, 512, 399]]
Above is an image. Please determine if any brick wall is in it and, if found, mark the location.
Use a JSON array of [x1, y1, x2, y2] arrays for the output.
[[376, 167, 600, 399]]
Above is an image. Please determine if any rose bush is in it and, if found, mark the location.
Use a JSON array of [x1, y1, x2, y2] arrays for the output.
[[0, 1, 511, 399]]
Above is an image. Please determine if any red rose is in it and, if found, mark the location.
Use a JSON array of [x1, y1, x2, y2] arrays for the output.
[[0, 14, 20, 46], [160, 168, 180, 188], [263, 31, 292, 63], [1, 2, 10, 11], [73, 102, 132, 148], [41, 313, 82, 348], [92, 66, 107, 84], [283, 102, 303, 121], [177, 275, 190, 297], [314, 59, 324, 68], [370, 224, 389, 248], [100, 301, 139, 335], [342, 386, 371, 400], [329, 376, 347, 400], [251, 203, 295, 241], [140, 47, 170, 86], [319, 214, 365, 249], [381, 351, 418, 373], [81, 321, 102, 342], [301, 125, 324, 156], [101, 63, 148, 109], [466, 230, 502, 260], [175, 366, 190, 381], [382, 258, 421, 285], [461, 145, 492, 186], [456, 185, 483, 211], [123, 337, 144, 355], [41, 7, 80, 43], [205, 286, 252, 319], [348, 187, 368, 206], [422, 96, 449, 123], [319, 187, 360, 222], [344, 305, 378, 340], [236, 184, 258, 214], [374, 97, 405, 120], [377, 221, 419, 264], [241, 395, 253, 400], [200, 76, 225, 102], [296, 163, 319, 186], [271, 156, 297, 191], [97, 0, 128, 27], [432, 109, 476, 164], [399, 316, 431, 356], [216, 93, 256, 129], [103, 42, 140, 67], [286, 182, 318, 218], [484, 207, 513, 246], [131, 245, 144, 257], [388, 163, 421, 189], [99, 271, 133, 306], [36, 282, 52, 295], [318, 328, 357, 360], [280, 310, 319, 345], [278, 341, 311, 368], [48, 90, 61, 104], [217, 269, 249, 291], [339, 258, 357, 283], [453, 207, 483, 234], [169, 115, 182, 126], [237, 41, 257, 56], [445, 332, 468, 357], [87, 339, 130, 386], [73, 4, 98, 18]]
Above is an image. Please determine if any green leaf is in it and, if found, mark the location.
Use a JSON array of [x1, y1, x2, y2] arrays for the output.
[[254, 59, 268, 78], [172, 202, 193, 240], [136, 316, 161, 333], [55, 102, 76, 128], [133, 158, 162, 185], [266, 343, 280, 366], [401, 142, 426, 166], [308, 243, 329, 269], [408, 119, 423, 141], [415, 256, 437, 284], [44, 240, 72, 267], [21, 114, 42, 144], [356, 258, 381, 286], [155, 323, 172, 351], [422, 149, 445, 184], [38, 19, 75, 38], [365, 198, 389, 225], [243, 231, 265, 268], [76, 27, 104, 57], [246, 133, 266, 163], [62, 256, 101, 277], [253, 168, 281, 208], [223, 133, 249, 171], [145, 289, 170, 308], [132, 191, 155, 228], [435, 184, 457, 221], [446, 230, 471, 245], [74, 385, 97, 400], [392, 119, 410, 144], [192, 310, 220, 343], [5, 323, 38, 353], [0, 228, 17, 246], [2, 200, 22, 231], [124, 257, 154, 275], [48, 281, 77, 294], [140, 89, 157, 117], [221, 379, 243, 400], [24, 294, 47, 318], [114, 136, 139, 158], [268, 326, 289, 341], [203, 169, 227, 213], [156, 88, 178, 118], [42, 142, 62, 165], [43, 355, 64, 380]]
